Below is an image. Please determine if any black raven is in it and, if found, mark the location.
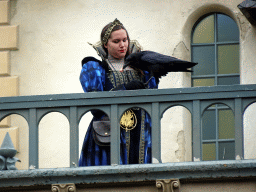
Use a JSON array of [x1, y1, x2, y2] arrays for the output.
[[123, 51, 198, 84]]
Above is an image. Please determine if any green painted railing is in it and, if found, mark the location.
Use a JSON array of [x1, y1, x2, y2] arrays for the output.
[[0, 84, 256, 169]]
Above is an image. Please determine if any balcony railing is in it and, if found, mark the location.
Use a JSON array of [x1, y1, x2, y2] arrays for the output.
[[1, 84, 256, 169], [1, 84, 256, 190]]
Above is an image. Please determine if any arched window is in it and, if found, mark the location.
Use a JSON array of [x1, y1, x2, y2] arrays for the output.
[[191, 13, 240, 161], [191, 13, 240, 86]]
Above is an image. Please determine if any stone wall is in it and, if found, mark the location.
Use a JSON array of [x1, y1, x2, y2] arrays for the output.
[[0, 0, 19, 158]]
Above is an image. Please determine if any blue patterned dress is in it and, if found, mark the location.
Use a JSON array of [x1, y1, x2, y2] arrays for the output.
[[79, 41, 157, 166]]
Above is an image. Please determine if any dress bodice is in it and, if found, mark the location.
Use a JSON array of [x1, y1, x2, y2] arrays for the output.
[[107, 70, 143, 88]]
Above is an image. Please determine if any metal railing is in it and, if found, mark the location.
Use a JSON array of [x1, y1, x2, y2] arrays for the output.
[[1, 84, 256, 168]]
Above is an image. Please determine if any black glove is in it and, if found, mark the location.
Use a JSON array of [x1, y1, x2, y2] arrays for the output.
[[124, 80, 145, 90]]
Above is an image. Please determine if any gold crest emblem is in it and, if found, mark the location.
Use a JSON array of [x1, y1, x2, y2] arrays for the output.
[[120, 109, 137, 132]]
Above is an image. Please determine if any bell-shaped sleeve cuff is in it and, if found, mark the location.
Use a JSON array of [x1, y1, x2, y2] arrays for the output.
[[80, 59, 105, 92]]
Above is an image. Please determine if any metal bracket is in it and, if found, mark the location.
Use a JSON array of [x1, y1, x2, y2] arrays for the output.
[[156, 179, 180, 192], [51, 183, 76, 192]]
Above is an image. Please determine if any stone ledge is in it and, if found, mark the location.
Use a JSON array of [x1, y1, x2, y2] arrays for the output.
[[1, 159, 256, 188]]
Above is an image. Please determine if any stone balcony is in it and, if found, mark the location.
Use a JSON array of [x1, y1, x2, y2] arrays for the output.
[[1, 84, 256, 191], [1, 159, 256, 191]]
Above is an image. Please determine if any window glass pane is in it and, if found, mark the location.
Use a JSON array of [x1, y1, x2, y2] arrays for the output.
[[218, 45, 239, 74], [218, 142, 235, 160], [217, 14, 239, 42], [193, 78, 214, 87], [218, 76, 240, 85], [192, 46, 215, 75], [193, 15, 214, 44], [203, 143, 216, 161], [202, 109, 216, 140], [219, 109, 235, 139]]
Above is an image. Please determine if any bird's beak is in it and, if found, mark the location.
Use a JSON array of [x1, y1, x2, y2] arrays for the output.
[[123, 62, 130, 70], [123, 64, 127, 69]]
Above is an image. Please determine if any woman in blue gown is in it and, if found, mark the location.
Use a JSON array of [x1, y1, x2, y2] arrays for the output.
[[79, 19, 157, 166]]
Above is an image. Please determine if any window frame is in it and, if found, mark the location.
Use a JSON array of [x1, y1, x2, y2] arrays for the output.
[[190, 12, 241, 161], [191, 12, 240, 87]]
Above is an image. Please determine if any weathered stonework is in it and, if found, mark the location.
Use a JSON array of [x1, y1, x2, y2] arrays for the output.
[[236, 12, 251, 41], [0, 0, 9, 24], [0, 25, 18, 50], [0, 51, 10, 75], [0, 76, 19, 97], [0, 0, 19, 155]]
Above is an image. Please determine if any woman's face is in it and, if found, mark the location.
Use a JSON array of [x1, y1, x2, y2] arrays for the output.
[[104, 29, 129, 59]]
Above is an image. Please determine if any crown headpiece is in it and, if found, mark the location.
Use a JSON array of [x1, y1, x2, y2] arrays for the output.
[[102, 18, 123, 45]]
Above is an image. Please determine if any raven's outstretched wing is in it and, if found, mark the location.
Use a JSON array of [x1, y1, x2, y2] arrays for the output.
[[124, 51, 198, 84]]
